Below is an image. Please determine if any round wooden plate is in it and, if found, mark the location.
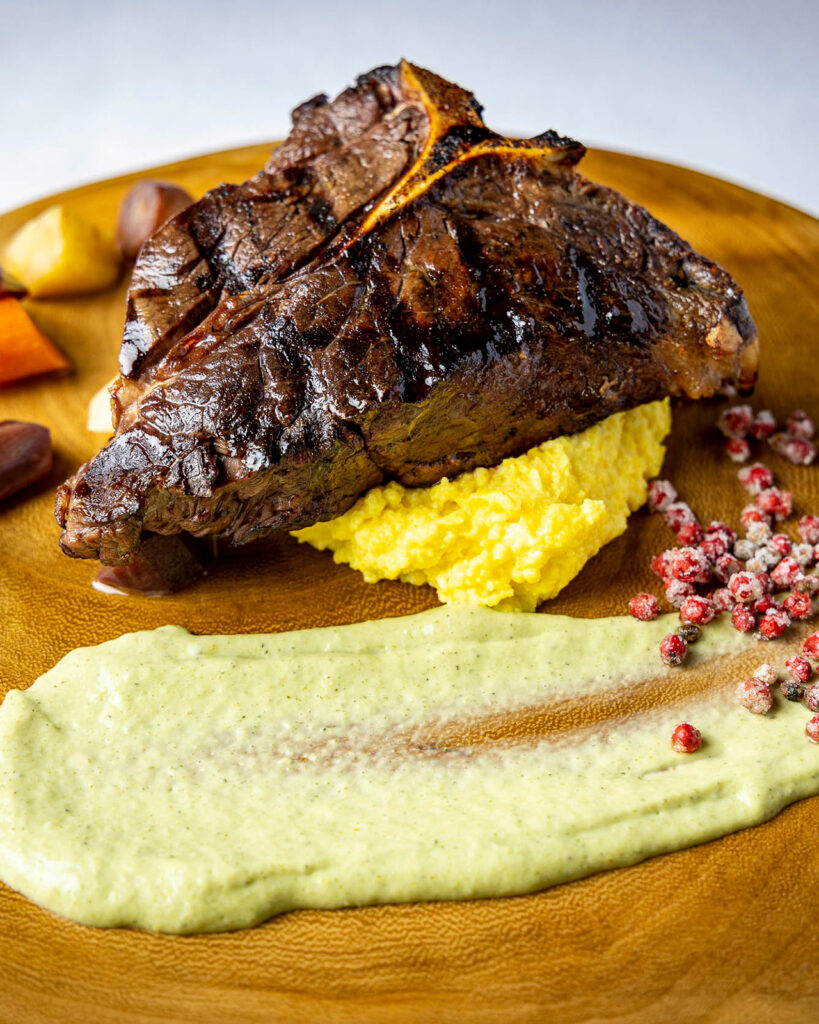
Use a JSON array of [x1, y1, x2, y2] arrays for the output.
[[1, 146, 818, 1024]]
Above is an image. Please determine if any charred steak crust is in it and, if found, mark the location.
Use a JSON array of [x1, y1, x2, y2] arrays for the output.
[[57, 61, 758, 565]]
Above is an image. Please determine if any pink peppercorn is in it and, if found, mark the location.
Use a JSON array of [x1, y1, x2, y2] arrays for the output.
[[650, 550, 673, 579], [771, 557, 802, 590], [677, 521, 705, 546], [753, 594, 780, 615], [758, 607, 791, 640], [664, 578, 697, 609], [756, 487, 793, 522], [715, 554, 743, 583], [784, 591, 812, 621], [806, 716, 819, 744], [735, 678, 774, 715], [801, 633, 819, 661], [738, 463, 775, 495], [729, 571, 765, 604], [756, 572, 774, 595], [749, 411, 777, 441], [679, 595, 716, 626], [769, 433, 816, 466], [628, 593, 660, 622], [793, 543, 815, 568], [754, 663, 778, 686], [731, 604, 757, 632], [671, 722, 702, 753], [664, 502, 697, 533], [769, 533, 792, 557], [785, 655, 813, 684], [804, 685, 819, 713], [787, 410, 815, 440], [727, 438, 751, 463], [712, 587, 736, 613], [717, 405, 753, 439], [708, 522, 738, 547], [670, 546, 712, 585], [740, 503, 771, 530], [798, 516, 819, 545], [660, 633, 688, 666], [700, 534, 728, 562], [794, 574, 819, 596], [746, 520, 773, 546], [647, 479, 678, 513]]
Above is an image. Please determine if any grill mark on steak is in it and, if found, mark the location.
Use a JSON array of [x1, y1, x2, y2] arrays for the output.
[[56, 60, 758, 565]]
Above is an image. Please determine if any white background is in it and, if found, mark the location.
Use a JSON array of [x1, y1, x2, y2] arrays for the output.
[[2, 0, 817, 215]]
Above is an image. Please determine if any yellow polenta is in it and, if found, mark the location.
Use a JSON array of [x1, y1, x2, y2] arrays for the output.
[[293, 400, 670, 611]]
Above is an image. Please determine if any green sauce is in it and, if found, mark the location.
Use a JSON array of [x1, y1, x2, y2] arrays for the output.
[[0, 606, 816, 933]]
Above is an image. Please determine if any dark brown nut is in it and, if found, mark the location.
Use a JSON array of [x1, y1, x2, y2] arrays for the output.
[[116, 180, 193, 261], [0, 420, 52, 501]]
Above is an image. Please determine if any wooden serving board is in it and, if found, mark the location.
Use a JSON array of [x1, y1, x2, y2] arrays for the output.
[[1, 145, 818, 1024]]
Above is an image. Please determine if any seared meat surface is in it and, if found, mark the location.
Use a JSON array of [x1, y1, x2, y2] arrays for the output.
[[57, 61, 758, 564]]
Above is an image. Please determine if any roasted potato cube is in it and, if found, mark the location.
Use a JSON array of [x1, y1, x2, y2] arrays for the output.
[[3, 205, 122, 298]]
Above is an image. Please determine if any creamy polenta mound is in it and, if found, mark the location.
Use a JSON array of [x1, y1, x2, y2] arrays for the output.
[[294, 400, 671, 611]]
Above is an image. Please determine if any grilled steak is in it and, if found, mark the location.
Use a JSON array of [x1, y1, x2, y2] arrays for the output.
[[57, 61, 758, 565]]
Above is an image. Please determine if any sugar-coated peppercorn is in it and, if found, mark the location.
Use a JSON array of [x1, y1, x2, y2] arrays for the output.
[[754, 663, 778, 686], [749, 411, 777, 441], [712, 587, 736, 612], [735, 678, 774, 715], [660, 634, 688, 666], [758, 607, 791, 640], [650, 550, 673, 579], [753, 595, 780, 615], [671, 722, 702, 753], [801, 633, 819, 661], [664, 502, 697, 533], [769, 534, 792, 557], [733, 538, 756, 561], [715, 554, 743, 583], [785, 655, 812, 684], [793, 574, 819, 596], [805, 685, 819, 713], [738, 463, 774, 495], [756, 487, 793, 521], [787, 410, 816, 440], [729, 571, 765, 604], [771, 557, 802, 590], [793, 543, 815, 568], [798, 515, 819, 546], [746, 520, 773, 546], [731, 604, 757, 632], [679, 595, 716, 626], [677, 521, 705, 546], [784, 591, 812, 621], [664, 578, 696, 609], [727, 438, 751, 462], [806, 716, 819, 744], [669, 546, 712, 584], [717, 405, 753, 439], [769, 433, 816, 466], [628, 593, 660, 621], [647, 479, 678, 513]]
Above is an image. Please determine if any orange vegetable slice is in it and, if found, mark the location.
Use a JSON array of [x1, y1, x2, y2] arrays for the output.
[[0, 297, 70, 386]]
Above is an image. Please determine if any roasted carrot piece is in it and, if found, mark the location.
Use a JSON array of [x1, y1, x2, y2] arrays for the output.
[[0, 297, 70, 386]]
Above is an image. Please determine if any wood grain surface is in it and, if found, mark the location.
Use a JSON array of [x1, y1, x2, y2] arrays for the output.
[[1, 144, 818, 1024]]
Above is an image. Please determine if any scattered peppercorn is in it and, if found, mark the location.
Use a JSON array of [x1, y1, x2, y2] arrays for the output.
[[806, 716, 819, 744], [779, 680, 805, 702], [804, 685, 819, 713], [715, 554, 743, 583], [647, 479, 678, 513], [754, 663, 778, 686], [749, 411, 777, 441], [731, 604, 757, 633], [717, 405, 753, 439], [650, 550, 673, 579], [738, 463, 775, 495], [726, 438, 751, 462], [771, 557, 802, 590], [785, 655, 812, 684], [787, 410, 815, 440], [729, 571, 765, 604], [794, 574, 819, 596], [712, 587, 736, 613], [733, 538, 756, 561], [792, 543, 815, 568], [676, 622, 702, 644], [664, 578, 697, 609], [735, 677, 774, 715], [669, 546, 712, 585], [628, 593, 660, 621], [660, 633, 688, 666], [769, 534, 793, 557], [679, 595, 716, 626], [801, 633, 819, 661], [769, 433, 816, 466], [798, 515, 819, 546], [746, 519, 773, 546], [753, 594, 780, 615], [676, 521, 705, 546], [759, 607, 791, 640], [664, 502, 698, 533], [784, 591, 812, 621], [756, 487, 793, 521], [671, 722, 702, 753]]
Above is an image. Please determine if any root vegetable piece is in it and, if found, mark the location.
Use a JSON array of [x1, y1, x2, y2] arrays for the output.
[[3, 205, 121, 298], [0, 297, 70, 386], [0, 265, 27, 299], [0, 420, 53, 501], [116, 181, 193, 261], [86, 378, 117, 433], [93, 533, 212, 596]]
